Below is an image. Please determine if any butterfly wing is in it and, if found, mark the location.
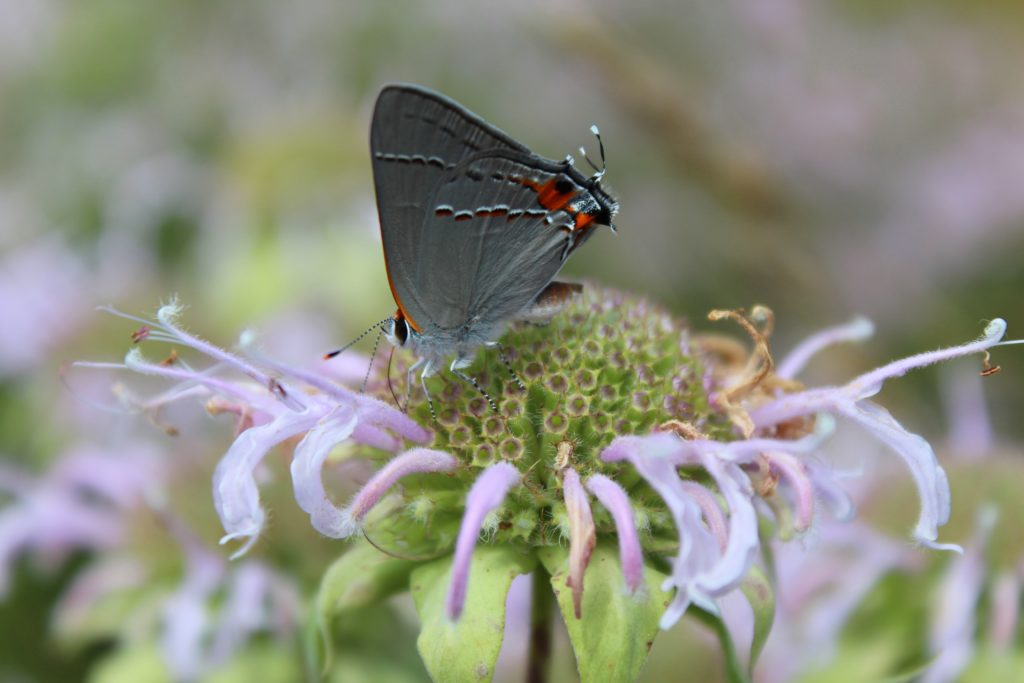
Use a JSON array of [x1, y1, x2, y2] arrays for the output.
[[413, 151, 607, 334], [370, 84, 529, 332]]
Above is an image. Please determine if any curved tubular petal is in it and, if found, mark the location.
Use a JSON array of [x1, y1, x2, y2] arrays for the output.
[[777, 317, 874, 380], [840, 400, 959, 552], [336, 448, 458, 538], [446, 463, 520, 620], [586, 474, 644, 593], [763, 450, 815, 532], [290, 409, 358, 537], [213, 409, 324, 558], [563, 469, 596, 618]]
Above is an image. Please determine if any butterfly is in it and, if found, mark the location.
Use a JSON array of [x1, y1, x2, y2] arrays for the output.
[[338, 84, 619, 418]]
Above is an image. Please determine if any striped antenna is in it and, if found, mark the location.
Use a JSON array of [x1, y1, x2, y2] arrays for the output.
[[323, 317, 391, 359]]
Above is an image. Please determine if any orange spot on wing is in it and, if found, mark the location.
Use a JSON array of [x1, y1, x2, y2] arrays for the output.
[[516, 176, 576, 213]]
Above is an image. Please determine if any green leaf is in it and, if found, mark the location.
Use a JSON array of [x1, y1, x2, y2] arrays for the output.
[[537, 542, 669, 683], [316, 540, 421, 672], [87, 644, 170, 683], [739, 565, 775, 673], [206, 643, 303, 683], [410, 546, 537, 683]]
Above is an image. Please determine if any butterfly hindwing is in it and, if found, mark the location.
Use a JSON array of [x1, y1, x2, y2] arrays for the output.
[[412, 151, 590, 333]]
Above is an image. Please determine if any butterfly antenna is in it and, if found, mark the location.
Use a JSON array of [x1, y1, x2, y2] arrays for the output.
[[359, 326, 384, 393], [323, 317, 391, 359], [579, 124, 607, 179]]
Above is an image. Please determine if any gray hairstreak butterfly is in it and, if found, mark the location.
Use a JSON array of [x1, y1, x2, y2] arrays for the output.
[[330, 84, 619, 418]]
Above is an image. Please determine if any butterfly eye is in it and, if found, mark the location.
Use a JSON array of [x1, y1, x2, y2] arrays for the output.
[[393, 317, 409, 346]]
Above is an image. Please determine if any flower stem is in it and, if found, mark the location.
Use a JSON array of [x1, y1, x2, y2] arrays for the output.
[[526, 569, 553, 683]]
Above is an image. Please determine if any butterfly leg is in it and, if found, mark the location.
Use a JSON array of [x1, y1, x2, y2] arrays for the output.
[[413, 358, 439, 423], [405, 356, 425, 411], [485, 341, 526, 391], [450, 357, 499, 413]]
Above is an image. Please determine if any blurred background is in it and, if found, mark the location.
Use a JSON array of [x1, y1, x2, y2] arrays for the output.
[[1, 0, 1022, 681]]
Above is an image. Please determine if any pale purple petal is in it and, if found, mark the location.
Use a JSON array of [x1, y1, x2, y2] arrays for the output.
[[751, 318, 1009, 428], [208, 563, 271, 665], [604, 425, 832, 469], [563, 468, 596, 618], [777, 316, 874, 380], [763, 450, 815, 532], [336, 448, 458, 539], [623, 450, 719, 626], [679, 480, 729, 551], [213, 409, 325, 558], [352, 422, 402, 451], [0, 236, 89, 377], [0, 494, 122, 596], [207, 562, 299, 666], [160, 530, 226, 681], [354, 394, 432, 444], [289, 408, 359, 538], [988, 569, 1020, 650], [841, 400, 956, 551], [848, 318, 1007, 399], [586, 474, 644, 593], [762, 522, 918, 679], [923, 507, 995, 683], [805, 459, 855, 522], [54, 558, 147, 633], [446, 462, 520, 620], [50, 445, 161, 508], [695, 456, 759, 595], [494, 574, 532, 679], [602, 432, 685, 464]]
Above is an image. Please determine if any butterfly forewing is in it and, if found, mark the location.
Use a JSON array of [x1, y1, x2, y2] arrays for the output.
[[371, 85, 530, 331]]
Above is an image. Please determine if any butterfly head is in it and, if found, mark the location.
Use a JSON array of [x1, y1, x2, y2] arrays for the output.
[[383, 311, 411, 348]]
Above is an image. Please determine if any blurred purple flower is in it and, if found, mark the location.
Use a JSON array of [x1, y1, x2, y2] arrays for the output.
[[0, 444, 161, 596], [159, 512, 300, 681], [0, 236, 90, 377], [757, 522, 920, 683], [923, 506, 996, 683]]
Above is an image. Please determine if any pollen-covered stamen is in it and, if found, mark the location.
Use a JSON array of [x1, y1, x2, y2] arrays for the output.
[[101, 304, 306, 412], [586, 474, 644, 593], [154, 303, 290, 403], [562, 469, 596, 619], [120, 349, 281, 417], [242, 337, 430, 444], [446, 462, 520, 620]]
